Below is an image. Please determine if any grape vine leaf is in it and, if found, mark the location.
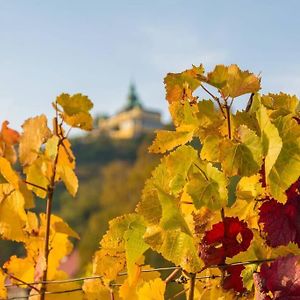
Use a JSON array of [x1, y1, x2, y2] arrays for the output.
[[204, 64, 261, 99], [0, 185, 27, 241], [164, 64, 204, 103], [261, 93, 300, 119], [199, 217, 253, 266], [0, 269, 7, 299], [136, 278, 166, 300], [24, 155, 51, 198], [119, 263, 161, 300], [4, 213, 77, 283], [148, 145, 197, 197], [254, 97, 283, 179], [143, 226, 203, 273], [93, 214, 148, 282], [56, 93, 93, 130], [82, 278, 111, 300], [149, 130, 194, 153], [0, 120, 20, 164], [223, 265, 245, 292], [186, 160, 228, 210], [19, 114, 51, 166], [267, 116, 300, 203], [259, 179, 300, 247], [0, 157, 19, 188], [219, 125, 263, 177], [256, 255, 300, 299]]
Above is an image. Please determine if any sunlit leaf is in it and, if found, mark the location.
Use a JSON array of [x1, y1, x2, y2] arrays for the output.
[[19, 114, 51, 166]]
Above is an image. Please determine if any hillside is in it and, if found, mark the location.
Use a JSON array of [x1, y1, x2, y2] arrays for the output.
[[54, 133, 160, 269]]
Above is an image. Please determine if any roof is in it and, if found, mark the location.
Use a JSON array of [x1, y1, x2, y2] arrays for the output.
[[122, 83, 143, 111]]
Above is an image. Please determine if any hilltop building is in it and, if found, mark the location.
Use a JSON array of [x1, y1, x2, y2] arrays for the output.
[[97, 83, 163, 139]]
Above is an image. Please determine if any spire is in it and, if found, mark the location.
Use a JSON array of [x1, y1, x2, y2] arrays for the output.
[[123, 83, 143, 111]]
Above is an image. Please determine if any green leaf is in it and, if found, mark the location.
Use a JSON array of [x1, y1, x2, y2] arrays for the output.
[[241, 264, 257, 291], [261, 93, 300, 119], [144, 226, 203, 273], [200, 134, 221, 162], [157, 189, 191, 234], [151, 145, 198, 196], [124, 218, 149, 283], [268, 116, 300, 202], [219, 125, 263, 177], [196, 100, 225, 140], [93, 214, 148, 281], [186, 161, 228, 210], [255, 96, 282, 178]]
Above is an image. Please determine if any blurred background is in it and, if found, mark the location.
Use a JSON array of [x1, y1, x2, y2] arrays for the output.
[[1, 0, 300, 295]]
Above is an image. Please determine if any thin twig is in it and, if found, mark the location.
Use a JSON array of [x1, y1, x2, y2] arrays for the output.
[[225, 103, 232, 139], [24, 181, 48, 192], [165, 268, 181, 284], [40, 115, 60, 300], [3, 270, 40, 293], [5, 288, 82, 300], [181, 201, 193, 205], [169, 288, 189, 300], [200, 84, 225, 116]]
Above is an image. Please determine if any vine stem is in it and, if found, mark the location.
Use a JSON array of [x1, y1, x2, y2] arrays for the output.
[[3, 270, 40, 293], [40, 116, 60, 300], [225, 102, 232, 139], [200, 84, 225, 117], [188, 273, 196, 300]]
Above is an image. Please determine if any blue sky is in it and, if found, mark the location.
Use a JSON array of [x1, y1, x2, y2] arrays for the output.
[[0, 0, 299, 131]]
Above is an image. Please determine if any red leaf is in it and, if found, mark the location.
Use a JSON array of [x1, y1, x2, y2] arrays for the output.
[[257, 255, 300, 299], [223, 265, 245, 293], [199, 217, 253, 266], [259, 179, 300, 247]]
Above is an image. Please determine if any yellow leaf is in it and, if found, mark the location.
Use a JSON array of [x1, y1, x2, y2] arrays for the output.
[[56, 164, 78, 197], [64, 112, 93, 131], [56, 93, 93, 131], [82, 278, 111, 300], [0, 157, 19, 188], [45, 135, 59, 160], [5, 213, 76, 283], [137, 278, 166, 300], [19, 114, 51, 166], [236, 175, 264, 202], [53, 220, 80, 239], [205, 64, 261, 99], [0, 186, 27, 241], [149, 130, 194, 153], [24, 156, 51, 198], [0, 269, 7, 299], [119, 264, 141, 300], [200, 134, 221, 162], [164, 65, 204, 103], [4, 255, 35, 284]]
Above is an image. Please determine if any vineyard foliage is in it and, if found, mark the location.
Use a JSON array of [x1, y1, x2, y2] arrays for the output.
[[0, 64, 300, 299]]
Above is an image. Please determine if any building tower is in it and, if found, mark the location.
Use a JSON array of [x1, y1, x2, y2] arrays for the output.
[[98, 83, 163, 139]]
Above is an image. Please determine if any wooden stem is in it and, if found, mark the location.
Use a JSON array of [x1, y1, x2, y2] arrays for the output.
[[188, 273, 196, 300]]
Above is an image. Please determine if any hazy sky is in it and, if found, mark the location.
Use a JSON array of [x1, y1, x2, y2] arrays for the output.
[[0, 0, 299, 131]]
